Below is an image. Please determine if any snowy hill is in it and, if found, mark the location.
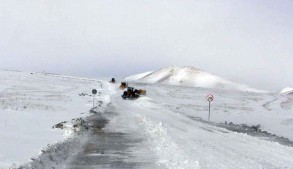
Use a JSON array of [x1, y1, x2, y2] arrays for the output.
[[124, 71, 153, 82], [280, 87, 293, 95], [125, 66, 266, 93]]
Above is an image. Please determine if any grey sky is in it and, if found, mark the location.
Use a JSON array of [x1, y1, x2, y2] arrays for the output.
[[0, 0, 292, 91]]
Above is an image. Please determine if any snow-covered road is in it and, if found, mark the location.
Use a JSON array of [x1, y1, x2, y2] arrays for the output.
[[65, 83, 293, 168], [67, 103, 161, 169], [2, 71, 292, 168]]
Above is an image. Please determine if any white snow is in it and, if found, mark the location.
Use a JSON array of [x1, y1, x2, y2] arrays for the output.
[[124, 66, 267, 93], [0, 70, 110, 168], [280, 87, 293, 95], [124, 71, 152, 81], [135, 83, 293, 141], [1, 70, 293, 168], [113, 84, 293, 168], [138, 114, 201, 169]]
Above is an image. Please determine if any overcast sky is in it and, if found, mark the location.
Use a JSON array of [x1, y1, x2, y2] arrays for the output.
[[0, 0, 292, 91]]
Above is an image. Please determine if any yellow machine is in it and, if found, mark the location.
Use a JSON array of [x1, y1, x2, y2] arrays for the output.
[[119, 82, 128, 89]]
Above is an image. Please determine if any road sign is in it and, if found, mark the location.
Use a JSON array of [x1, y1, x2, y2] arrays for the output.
[[206, 94, 214, 121], [206, 94, 214, 102], [92, 89, 97, 108], [92, 89, 97, 95]]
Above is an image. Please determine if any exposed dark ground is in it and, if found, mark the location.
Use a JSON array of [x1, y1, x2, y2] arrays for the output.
[[67, 110, 160, 169], [19, 108, 160, 169]]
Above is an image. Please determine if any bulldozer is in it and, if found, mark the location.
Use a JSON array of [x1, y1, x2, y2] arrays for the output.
[[109, 78, 115, 83], [121, 87, 147, 99], [122, 87, 140, 99], [119, 82, 128, 89], [135, 89, 146, 95]]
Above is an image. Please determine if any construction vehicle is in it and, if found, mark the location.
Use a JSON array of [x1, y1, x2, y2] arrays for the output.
[[122, 87, 140, 99], [110, 78, 115, 83], [119, 82, 128, 89], [121, 87, 147, 100], [135, 89, 146, 95]]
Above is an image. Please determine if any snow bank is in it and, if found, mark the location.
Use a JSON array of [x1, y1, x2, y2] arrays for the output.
[[124, 66, 266, 93], [138, 115, 200, 169]]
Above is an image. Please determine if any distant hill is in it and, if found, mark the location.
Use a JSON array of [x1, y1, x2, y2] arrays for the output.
[[124, 66, 267, 93], [280, 87, 293, 95]]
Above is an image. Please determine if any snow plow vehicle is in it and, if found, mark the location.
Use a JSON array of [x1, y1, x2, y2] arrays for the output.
[[121, 87, 147, 99], [122, 87, 140, 99], [136, 89, 146, 95], [119, 82, 128, 89], [110, 78, 115, 83]]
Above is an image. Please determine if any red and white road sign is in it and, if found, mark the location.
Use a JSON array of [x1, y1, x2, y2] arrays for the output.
[[206, 94, 214, 102]]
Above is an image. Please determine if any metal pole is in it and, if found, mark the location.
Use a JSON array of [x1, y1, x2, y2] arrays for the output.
[[93, 94, 95, 108], [208, 101, 210, 121]]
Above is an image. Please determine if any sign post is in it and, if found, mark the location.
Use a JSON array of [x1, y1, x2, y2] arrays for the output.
[[92, 89, 97, 108], [206, 94, 214, 121]]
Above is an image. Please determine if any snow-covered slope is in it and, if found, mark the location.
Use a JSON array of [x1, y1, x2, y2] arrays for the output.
[[124, 71, 152, 81], [280, 87, 293, 95], [125, 66, 266, 93], [0, 70, 111, 168]]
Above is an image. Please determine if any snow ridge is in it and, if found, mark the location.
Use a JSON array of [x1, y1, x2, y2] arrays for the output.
[[125, 66, 266, 93], [280, 87, 293, 95], [138, 114, 200, 169]]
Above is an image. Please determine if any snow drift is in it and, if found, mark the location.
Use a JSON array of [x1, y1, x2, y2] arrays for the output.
[[125, 66, 266, 93]]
